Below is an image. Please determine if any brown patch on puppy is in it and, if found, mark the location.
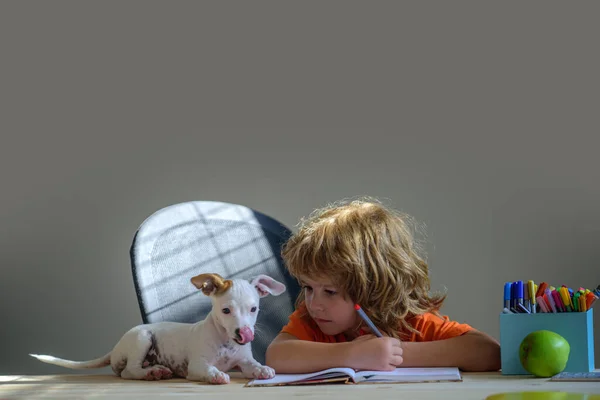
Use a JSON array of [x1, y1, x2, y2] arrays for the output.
[[143, 333, 160, 366], [112, 358, 127, 376], [190, 273, 233, 296], [172, 359, 188, 378]]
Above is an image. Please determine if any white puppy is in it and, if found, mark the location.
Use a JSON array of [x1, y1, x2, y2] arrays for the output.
[[31, 273, 286, 384]]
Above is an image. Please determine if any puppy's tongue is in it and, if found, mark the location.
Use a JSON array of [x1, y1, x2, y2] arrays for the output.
[[238, 327, 254, 344]]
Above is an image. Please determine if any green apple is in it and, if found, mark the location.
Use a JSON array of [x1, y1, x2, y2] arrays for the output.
[[519, 330, 570, 377]]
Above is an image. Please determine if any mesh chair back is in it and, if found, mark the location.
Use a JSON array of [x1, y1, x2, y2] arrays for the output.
[[130, 201, 300, 364]]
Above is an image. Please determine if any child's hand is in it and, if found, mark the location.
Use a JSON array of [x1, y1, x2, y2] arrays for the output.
[[349, 334, 403, 371]]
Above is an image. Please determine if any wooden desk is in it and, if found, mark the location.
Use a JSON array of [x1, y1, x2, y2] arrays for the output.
[[1, 372, 599, 399]]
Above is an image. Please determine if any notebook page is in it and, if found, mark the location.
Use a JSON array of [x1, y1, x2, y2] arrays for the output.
[[551, 371, 600, 381], [246, 367, 355, 386], [355, 367, 461, 382]]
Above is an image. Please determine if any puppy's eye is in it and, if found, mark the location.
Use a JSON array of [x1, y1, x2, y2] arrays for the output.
[[250, 306, 257, 312], [222, 308, 231, 314]]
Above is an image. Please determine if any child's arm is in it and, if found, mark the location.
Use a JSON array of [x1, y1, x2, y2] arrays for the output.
[[265, 333, 403, 373], [400, 330, 501, 372]]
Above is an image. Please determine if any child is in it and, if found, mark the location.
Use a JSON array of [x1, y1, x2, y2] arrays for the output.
[[265, 197, 501, 373]]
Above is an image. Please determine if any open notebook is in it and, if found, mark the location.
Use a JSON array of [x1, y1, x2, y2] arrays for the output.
[[245, 367, 462, 386], [550, 371, 600, 382]]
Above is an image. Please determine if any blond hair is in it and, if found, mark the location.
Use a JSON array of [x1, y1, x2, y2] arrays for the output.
[[281, 197, 446, 339]]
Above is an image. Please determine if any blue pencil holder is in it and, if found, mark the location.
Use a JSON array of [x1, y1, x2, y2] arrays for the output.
[[499, 308, 595, 375]]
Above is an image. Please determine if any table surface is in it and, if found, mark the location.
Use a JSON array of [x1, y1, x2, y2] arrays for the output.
[[1, 372, 600, 400]]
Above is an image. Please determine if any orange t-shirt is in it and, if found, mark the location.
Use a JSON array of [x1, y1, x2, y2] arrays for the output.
[[280, 305, 473, 343]]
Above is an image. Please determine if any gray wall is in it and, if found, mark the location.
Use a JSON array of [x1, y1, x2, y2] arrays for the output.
[[1, 2, 599, 375]]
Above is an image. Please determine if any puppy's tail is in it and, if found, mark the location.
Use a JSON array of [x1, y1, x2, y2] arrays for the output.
[[30, 352, 111, 369]]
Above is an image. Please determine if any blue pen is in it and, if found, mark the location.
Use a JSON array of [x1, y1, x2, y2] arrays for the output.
[[516, 281, 524, 307], [354, 304, 383, 337], [504, 282, 512, 310], [510, 281, 518, 313]]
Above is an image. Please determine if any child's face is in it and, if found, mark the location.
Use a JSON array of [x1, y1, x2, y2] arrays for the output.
[[299, 275, 359, 336]]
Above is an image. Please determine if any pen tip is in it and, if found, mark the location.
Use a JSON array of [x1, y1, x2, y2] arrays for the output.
[[354, 304, 360, 310]]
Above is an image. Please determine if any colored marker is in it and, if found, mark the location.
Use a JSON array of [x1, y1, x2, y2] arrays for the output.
[[535, 282, 548, 299], [544, 289, 557, 313], [559, 287, 572, 312], [587, 292, 598, 308], [504, 282, 512, 310], [580, 294, 588, 312], [528, 280, 536, 313], [516, 281, 524, 307], [551, 290, 564, 312], [354, 304, 383, 337], [536, 296, 548, 312], [573, 292, 581, 312]]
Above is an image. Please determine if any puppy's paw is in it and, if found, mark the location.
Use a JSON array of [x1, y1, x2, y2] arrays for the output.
[[252, 365, 275, 380], [208, 370, 230, 385], [144, 366, 173, 381], [156, 366, 173, 379]]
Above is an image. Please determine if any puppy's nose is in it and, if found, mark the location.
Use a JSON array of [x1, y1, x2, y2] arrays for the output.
[[235, 327, 254, 344]]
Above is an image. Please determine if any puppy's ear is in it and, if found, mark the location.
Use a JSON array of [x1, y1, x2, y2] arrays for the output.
[[191, 273, 232, 296], [250, 275, 286, 298]]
